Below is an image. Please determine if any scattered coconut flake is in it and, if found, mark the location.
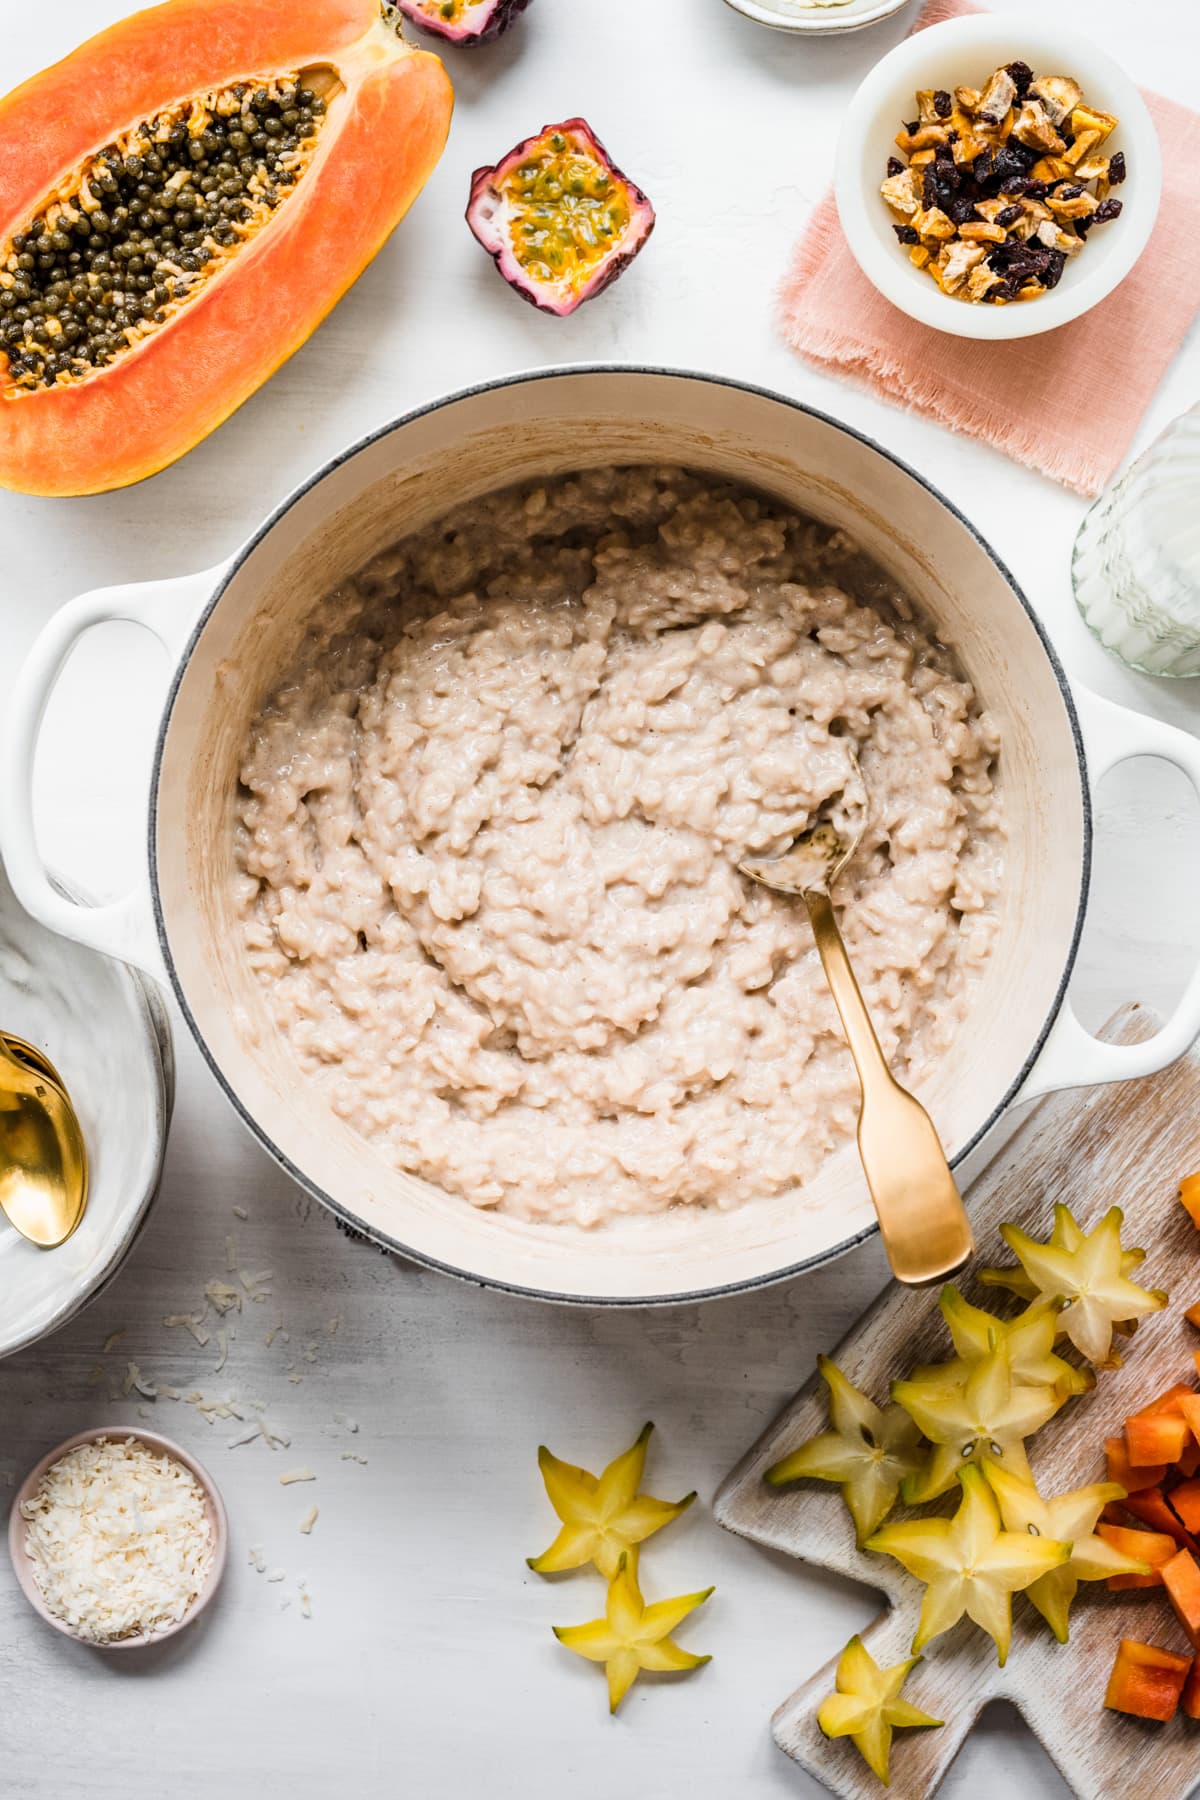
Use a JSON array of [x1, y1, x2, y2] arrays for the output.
[[288, 1371, 304, 1385], [340, 1452, 369, 1466], [299, 1505, 319, 1535], [225, 1235, 239, 1273], [334, 1413, 359, 1435], [228, 1423, 262, 1450], [326, 1315, 339, 1337], [103, 1330, 126, 1354], [280, 1469, 315, 1486], [205, 1281, 241, 1316], [232, 1205, 248, 1221], [300, 1590, 312, 1619], [213, 1327, 229, 1375], [163, 1313, 211, 1348], [261, 1418, 291, 1451], [266, 1568, 287, 1584], [137, 1405, 152, 1419], [158, 1385, 181, 1401]]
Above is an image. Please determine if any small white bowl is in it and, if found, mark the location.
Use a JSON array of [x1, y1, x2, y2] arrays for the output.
[[722, 0, 912, 35], [8, 1428, 228, 1649], [834, 12, 1162, 337]]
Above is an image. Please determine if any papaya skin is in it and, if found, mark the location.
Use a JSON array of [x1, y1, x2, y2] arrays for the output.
[[0, 0, 453, 496]]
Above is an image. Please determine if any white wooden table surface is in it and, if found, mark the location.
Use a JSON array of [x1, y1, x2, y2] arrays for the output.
[[1, 2, 1198, 1795]]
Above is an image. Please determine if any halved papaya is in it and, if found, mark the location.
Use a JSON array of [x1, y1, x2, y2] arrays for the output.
[[0, 0, 453, 495]]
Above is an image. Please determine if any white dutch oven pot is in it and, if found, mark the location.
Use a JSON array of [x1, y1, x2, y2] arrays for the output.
[[5, 370, 1200, 1305]]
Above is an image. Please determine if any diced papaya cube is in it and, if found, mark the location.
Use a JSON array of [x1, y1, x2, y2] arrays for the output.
[[1138, 1382, 1195, 1418], [1123, 1487, 1199, 1551], [1101, 1524, 1178, 1589], [1127, 1412, 1191, 1466], [1171, 1479, 1200, 1535], [1107, 1436, 1166, 1493], [1105, 1638, 1192, 1722], [1177, 1395, 1200, 1446], [1164, 1548, 1200, 1650], [1182, 1657, 1200, 1720], [1185, 1302, 1200, 1330], [1181, 1173, 1200, 1229]]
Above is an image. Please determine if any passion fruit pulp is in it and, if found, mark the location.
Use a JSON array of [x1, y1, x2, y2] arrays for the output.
[[466, 118, 655, 316], [397, 0, 533, 45]]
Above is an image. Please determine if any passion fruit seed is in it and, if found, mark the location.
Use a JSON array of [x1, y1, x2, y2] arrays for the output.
[[505, 138, 629, 289], [0, 76, 327, 393]]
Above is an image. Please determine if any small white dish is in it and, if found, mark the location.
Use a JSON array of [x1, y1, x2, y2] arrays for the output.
[[721, 0, 913, 37], [8, 1427, 228, 1649], [0, 859, 173, 1359], [834, 12, 1162, 338]]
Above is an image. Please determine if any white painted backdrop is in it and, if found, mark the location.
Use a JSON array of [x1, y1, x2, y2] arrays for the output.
[[1, 1, 1198, 1794]]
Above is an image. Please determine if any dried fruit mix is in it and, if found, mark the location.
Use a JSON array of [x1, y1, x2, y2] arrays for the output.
[[880, 59, 1126, 304]]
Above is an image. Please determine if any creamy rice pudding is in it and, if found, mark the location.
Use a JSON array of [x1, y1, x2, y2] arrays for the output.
[[233, 467, 1003, 1227]]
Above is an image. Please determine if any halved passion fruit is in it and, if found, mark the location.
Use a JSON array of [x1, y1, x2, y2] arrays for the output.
[[0, 0, 454, 496], [397, 0, 533, 45], [466, 118, 655, 316]]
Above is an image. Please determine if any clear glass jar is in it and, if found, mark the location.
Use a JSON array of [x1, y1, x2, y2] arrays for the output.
[[1073, 403, 1200, 677]]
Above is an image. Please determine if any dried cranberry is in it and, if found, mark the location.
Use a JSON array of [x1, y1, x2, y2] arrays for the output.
[[1023, 180, 1048, 198], [1005, 60, 1034, 100], [998, 175, 1031, 196], [934, 141, 956, 167], [992, 146, 1031, 186], [1093, 197, 1124, 223], [1055, 184, 1082, 200], [893, 224, 920, 244], [1042, 248, 1067, 289], [922, 167, 939, 208], [950, 196, 977, 224], [995, 203, 1024, 226], [886, 156, 905, 176], [932, 89, 953, 118], [1004, 136, 1037, 171], [1108, 150, 1127, 184], [904, 119, 919, 135], [973, 150, 995, 186], [1074, 217, 1093, 238]]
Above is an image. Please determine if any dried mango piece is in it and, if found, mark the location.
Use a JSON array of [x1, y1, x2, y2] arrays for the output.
[[894, 1347, 1065, 1505], [979, 1206, 1166, 1367], [765, 1356, 924, 1543], [552, 1553, 712, 1713], [817, 1635, 942, 1785], [867, 1464, 1071, 1665], [528, 1423, 694, 1580], [982, 1463, 1150, 1642]]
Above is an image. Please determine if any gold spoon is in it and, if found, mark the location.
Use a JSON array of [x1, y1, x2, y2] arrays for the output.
[[739, 758, 974, 1286], [0, 1033, 88, 1248]]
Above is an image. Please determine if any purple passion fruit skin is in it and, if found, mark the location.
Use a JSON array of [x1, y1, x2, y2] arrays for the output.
[[466, 118, 655, 316], [396, 0, 533, 45]]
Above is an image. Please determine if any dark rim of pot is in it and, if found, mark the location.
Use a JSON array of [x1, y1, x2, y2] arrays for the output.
[[148, 365, 1092, 1308]]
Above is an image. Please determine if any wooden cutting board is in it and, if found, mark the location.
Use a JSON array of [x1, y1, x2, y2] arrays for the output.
[[714, 1005, 1200, 1800]]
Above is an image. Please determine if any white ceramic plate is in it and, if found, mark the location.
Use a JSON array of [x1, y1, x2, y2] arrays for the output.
[[722, 0, 913, 35], [0, 860, 172, 1359], [835, 12, 1162, 337]]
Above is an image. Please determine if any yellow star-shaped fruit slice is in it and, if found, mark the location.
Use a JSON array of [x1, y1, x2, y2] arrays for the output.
[[866, 1463, 1071, 1665], [528, 1422, 695, 1579], [765, 1355, 924, 1543], [817, 1634, 942, 1786], [552, 1553, 713, 1713], [927, 1286, 1093, 1399], [982, 1462, 1152, 1642], [893, 1344, 1066, 1506], [979, 1204, 1166, 1367]]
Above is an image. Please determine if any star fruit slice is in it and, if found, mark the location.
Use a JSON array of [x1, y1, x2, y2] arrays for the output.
[[894, 1345, 1066, 1506], [982, 1462, 1152, 1642], [765, 1355, 925, 1543], [552, 1553, 712, 1714], [528, 1422, 695, 1580], [979, 1205, 1167, 1367], [817, 1634, 942, 1785], [929, 1287, 1093, 1398], [867, 1463, 1071, 1665]]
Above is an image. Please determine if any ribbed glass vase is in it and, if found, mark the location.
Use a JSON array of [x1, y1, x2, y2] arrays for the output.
[[1073, 404, 1200, 677]]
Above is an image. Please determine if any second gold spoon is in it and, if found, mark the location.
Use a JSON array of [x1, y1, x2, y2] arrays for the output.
[[739, 760, 973, 1286], [0, 1033, 88, 1248]]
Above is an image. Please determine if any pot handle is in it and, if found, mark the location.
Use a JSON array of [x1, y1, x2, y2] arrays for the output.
[[1018, 685, 1200, 1104], [0, 565, 224, 986]]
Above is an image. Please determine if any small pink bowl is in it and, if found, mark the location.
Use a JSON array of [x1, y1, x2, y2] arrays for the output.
[[7, 1427, 228, 1649]]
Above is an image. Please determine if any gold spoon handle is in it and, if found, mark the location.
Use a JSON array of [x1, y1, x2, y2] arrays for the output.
[[803, 888, 974, 1286]]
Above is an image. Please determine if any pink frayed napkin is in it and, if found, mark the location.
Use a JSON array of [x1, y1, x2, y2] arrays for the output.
[[779, 0, 1200, 494]]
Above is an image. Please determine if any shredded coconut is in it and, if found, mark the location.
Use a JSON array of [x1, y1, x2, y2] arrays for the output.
[[299, 1505, 319, 1535], [21, 1437, 212, 1643]]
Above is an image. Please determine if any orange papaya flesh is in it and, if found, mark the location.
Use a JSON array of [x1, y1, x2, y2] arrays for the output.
[[1181, 1173, 1200, 1229], [1105, 1638, 1192, 1722], [1177, 1394, 1200, 1446], [1163, 1548, 1200, 1650], [1170, 1479, 1200, 1536], [1185, 1303, 1200, 1330], [0, 0, 453, 495], [1101, 1523, 1178, 1590], [1134, 1382, 1195, 1420], [1122, 1487, 1200, 1552], [1127, 1410, 1192, 1467], [1183, 1656, 1200, 1720], [1106, 1435, 1166, 1494]]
